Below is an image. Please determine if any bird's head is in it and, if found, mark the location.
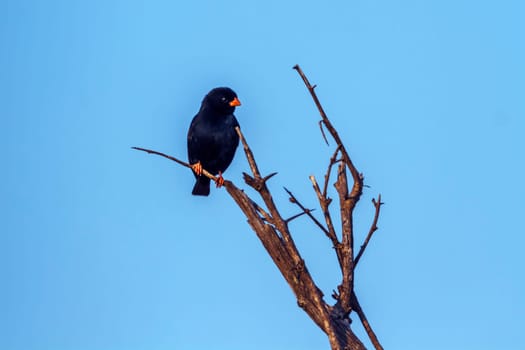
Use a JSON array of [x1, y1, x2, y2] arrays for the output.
[[202, 87, 241, 115]]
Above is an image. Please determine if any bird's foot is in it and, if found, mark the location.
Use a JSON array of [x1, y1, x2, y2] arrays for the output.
[[191, 161, 203, 176], [215, 171, 225, 188]]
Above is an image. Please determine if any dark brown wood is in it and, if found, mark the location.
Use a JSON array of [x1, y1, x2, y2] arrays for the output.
[[351, 291, 384, 350], [354, 195, 383, 268], [133, 66, 384, 350]]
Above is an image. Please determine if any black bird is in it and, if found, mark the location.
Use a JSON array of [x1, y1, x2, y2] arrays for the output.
[[187, 87, 241, 196]]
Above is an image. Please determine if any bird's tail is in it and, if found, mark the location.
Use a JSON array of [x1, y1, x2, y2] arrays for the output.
[[192, 176, 210, 196]]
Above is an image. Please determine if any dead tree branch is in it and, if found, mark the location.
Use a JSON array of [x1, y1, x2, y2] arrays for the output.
[[131, 146, 218, 182], [293, 65, 366, 323], [284, 187, 331, 237], [351, 292, 384, 350], [133, 65, 385, 350], [226, 128, 366, 350], [323, 145, 342, 199], [354, 195, 383, 268], [292, 65, 362, 189], [309, 175, 342, 267]]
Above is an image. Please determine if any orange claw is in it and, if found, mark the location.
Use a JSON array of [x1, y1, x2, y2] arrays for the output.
[[215, 171, 225, 188], [191, 161, 203, 176]]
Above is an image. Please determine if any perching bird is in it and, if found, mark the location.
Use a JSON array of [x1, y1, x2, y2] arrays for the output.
[[187, 87, 241, 196]]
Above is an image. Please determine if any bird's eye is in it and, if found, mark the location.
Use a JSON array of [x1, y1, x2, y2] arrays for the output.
[[221, 97, 227, 102]]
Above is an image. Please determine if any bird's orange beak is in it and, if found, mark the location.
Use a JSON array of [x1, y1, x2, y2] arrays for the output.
[[229, 97, 241, 107]]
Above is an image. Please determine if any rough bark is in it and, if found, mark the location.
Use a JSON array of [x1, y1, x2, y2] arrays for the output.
[[134, 65, 384, 350]]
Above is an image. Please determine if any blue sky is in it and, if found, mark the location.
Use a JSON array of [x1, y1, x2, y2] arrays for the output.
[[2, 1, 524, 349]]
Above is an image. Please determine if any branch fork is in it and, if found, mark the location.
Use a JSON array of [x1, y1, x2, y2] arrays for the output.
[[133, 65, 384, 350]]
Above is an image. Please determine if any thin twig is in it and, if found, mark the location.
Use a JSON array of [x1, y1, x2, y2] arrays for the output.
[[319, 120, 329, 146], [284, 187, 330, 236], [250, 199, 274, 224], [131, 146, 217, 181], [131, 147, 189, 167], [292, 65, 362, 189], [308, 176, 342, 267], [354, 194, 383, 268], [351, 292, 384, 350], [286, 209, 315, 224], [235, 127, 261, 178], [323, 145, 342, 199]]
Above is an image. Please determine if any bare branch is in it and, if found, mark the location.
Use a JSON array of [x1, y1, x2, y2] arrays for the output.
[[235, 127, 261, 178], [235, 128, 298, 248], [135, 67, 384, 350], [232, 127, 366, 350], [319, 120, 330, 146], [132, 146, 189, 167], [131, 146, 218, 182], [235, 127, 289, 234], [308, 176, 342, 267], [323, 145, 342, 199], [334, 163, 355, 314], [293, 65, 362, 192], [285, 208, 316, 224], [263, 172, 278, 182], [294, 66, 373, 323], [250, 199, 274, 224], [351, 292, 384, 350], [284, 187, 331, 236], [354, 194, 383, 268]]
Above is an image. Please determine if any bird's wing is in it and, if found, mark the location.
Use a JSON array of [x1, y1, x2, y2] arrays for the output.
[[187, 115, 203, 164]]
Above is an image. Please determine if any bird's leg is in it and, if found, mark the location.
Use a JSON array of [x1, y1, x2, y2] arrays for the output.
[[190, 161, 203, 176], [215, 171, 225, 188]]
